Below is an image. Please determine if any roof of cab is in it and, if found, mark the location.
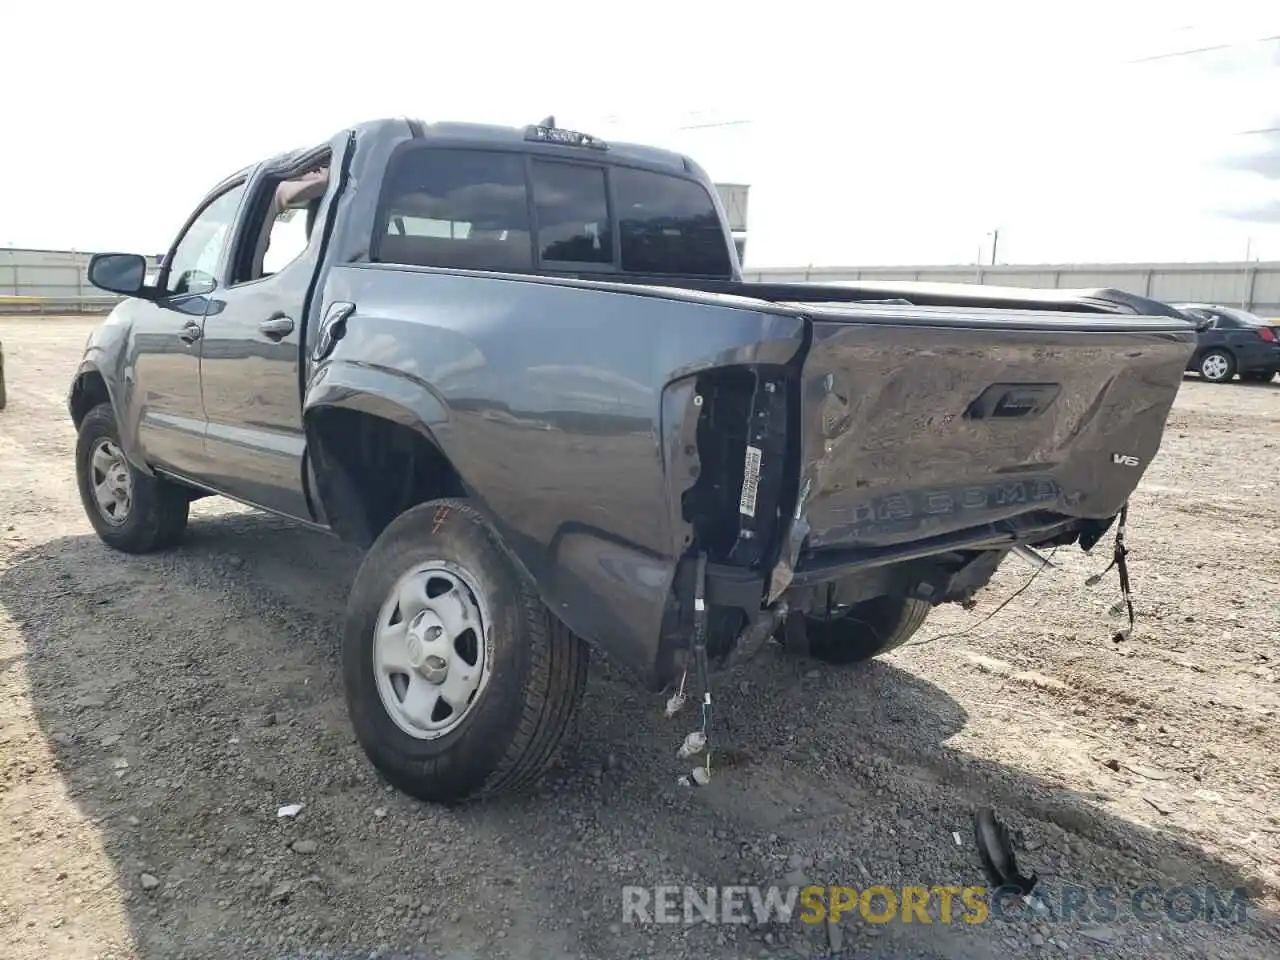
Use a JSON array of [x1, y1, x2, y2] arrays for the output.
[[397, 116, 700, 177], [224, 116, 708, 199]]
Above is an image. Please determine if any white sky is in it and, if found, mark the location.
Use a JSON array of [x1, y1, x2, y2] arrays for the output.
[[3, 0, 1279, 267]]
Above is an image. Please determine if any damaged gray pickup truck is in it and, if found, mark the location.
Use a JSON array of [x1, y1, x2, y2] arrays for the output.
[[71, 116, 1196, 803]]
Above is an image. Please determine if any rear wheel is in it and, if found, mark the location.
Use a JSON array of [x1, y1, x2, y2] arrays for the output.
[[1199, 349, 1235, 383], [342, 498, 589, 804], [795, 595, 932, 665], [74, 402, 190, 553]]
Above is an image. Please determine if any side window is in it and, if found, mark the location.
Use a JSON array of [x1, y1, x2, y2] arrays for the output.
[[260, 208, 312, 276], [233, 165, 331, 284], [614, 167, 733, 278], [163, 183, 248, 296], [376, 149, 532, 271], [530, 161, 612, 265]]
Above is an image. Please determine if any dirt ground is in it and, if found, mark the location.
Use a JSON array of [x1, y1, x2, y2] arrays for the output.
[[1, 315, 1278, 960]]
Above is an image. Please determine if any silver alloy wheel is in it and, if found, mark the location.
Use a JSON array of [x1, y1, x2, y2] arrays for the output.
[[90, 438, 133, 525], [372, 560, 493, 740], [1201, 353, 1231, 381]]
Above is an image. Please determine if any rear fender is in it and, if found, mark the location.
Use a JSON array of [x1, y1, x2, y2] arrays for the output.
[[303, 359, 454, 543]]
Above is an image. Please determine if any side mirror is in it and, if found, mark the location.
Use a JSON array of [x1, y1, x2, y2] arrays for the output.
[[87, 253, 152, 298]]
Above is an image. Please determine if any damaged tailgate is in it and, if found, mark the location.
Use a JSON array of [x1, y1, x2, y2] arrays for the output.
[[775, 301, 1195, 585]]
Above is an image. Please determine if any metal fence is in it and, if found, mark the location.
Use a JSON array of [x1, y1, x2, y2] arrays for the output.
[[0, 247, 117, 314], [742, 260, 1280, 318]]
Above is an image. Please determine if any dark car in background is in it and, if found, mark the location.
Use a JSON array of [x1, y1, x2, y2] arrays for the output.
[[1174, 302, 1280, 383]]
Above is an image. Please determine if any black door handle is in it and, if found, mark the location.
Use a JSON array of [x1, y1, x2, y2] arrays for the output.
[[259, 315, 295, 340], [179, 322, 202, 345]]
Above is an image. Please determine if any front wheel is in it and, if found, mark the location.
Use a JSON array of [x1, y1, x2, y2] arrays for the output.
[[74, 402, 190, 553], [793, 595, 932, 665], [342, 498, 589, 804]]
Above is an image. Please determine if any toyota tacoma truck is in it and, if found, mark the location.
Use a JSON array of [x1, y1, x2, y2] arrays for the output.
[[71, 116, 1197, 804]]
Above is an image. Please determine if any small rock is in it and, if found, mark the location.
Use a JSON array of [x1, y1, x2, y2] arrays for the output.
[[269, 881, 294, 902], [112, 758, 129, 770], [139, 873, 160, 891], [1101, 758, 1120, 771], [74, 696, 107, 709], [262, 713, 278, 728], [100, 734, 122, 748], [374, 807, 387, 819], [1014, 670, 1068, 691], [277, 803, 304, 819], [1080, 925, 1117, 943], [803, 669, 821, 680], [1030, 932, 1045, 947], [291, 840, 318, 855], [126, 815, 140, 826]]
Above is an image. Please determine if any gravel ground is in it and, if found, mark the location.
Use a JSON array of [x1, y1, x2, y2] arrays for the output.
[[1, 316, 1278, 960]]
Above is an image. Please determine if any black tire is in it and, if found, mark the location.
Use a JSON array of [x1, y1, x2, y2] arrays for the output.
[[1241, 370, 1276, 384], [342, 498, 589, 804], [1198, 349, 1236, 383], [799, 595, 932, 665], [75, 402, 190, 553]]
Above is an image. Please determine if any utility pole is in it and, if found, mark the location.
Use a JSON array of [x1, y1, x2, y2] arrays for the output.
[[990, 228, 1000, 266]]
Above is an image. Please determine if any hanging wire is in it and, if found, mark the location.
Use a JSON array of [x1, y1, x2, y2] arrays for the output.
[[900, 545, 1063, 650]]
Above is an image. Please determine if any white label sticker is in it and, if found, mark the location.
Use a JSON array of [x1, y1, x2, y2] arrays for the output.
[[739, 445, 763, 517]]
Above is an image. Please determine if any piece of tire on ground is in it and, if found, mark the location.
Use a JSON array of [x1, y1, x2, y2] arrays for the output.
[[342, 498, 589, 804], [796, 594, 933, 665], [74, 402, 190, 553], [1198, 349, 1236, 383]]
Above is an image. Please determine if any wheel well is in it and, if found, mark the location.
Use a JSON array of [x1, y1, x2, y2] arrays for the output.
[[305, 407, 467, 548], [70, 371, 110, 427]]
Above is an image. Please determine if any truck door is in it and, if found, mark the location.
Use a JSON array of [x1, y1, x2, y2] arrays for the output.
[[130, 180, 248, 474], [195, 154, 334, 521]]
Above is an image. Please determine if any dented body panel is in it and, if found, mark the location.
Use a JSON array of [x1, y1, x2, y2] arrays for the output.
[[306, 263, 807, 684], [773, 304, 1194, 600]]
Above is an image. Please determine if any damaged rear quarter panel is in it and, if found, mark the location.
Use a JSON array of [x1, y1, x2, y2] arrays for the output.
[[312, 262, 805, 684]]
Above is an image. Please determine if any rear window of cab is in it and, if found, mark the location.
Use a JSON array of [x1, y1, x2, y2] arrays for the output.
[[372, 147, 733, 279]]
